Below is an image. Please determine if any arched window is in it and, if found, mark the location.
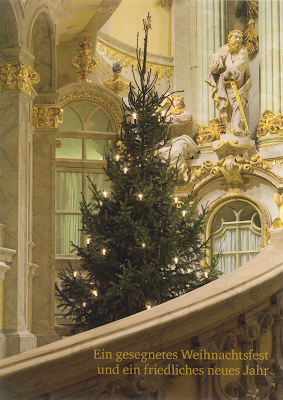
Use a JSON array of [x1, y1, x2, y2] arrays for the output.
[[212, 201, 262, 275], [55, 101, 116, 254]]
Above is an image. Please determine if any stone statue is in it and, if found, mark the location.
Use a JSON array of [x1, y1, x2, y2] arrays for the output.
[[158, 135, 198, 181], [206, 30, 252, 137]]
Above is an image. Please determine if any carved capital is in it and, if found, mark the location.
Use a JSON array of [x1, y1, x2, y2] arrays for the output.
[[33, 105, 63, 129], [0, 61, 40, 94]]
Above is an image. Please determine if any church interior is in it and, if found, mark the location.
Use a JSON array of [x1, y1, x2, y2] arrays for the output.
[[1, 1, 283, 399]]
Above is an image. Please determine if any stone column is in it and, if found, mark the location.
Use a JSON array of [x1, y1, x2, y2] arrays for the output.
[[196, 0, 227, 125], [171, 0, 227, 127], [259, 0, 283, 115], [32, 105, 62, 346], [0, 53, 40, 356]]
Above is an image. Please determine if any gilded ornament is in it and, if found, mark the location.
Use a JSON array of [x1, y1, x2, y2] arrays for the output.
[[193, 160, 214, 178], [71, 38, 98, 82], [236, 1, 259, 55], [273, 193, 283, 229], [103, 62, 129, 96], [210, 155, 253, 191], [193, 154, 270, 191], [0, 61, 40, 94], [143, 13, 152, 31], [243, 19, 259, 55], [161, 94, 185, 115], [56, 139, 62, 149], [33, 105, 63, 129], [257, 110, 283, 138], [195, 118, 225, 146], [59, 91, 122, 129], [96, 39, 174, 85]]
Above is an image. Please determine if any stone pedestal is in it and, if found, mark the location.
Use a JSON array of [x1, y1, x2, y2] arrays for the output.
[[212, 133, 257, 159]]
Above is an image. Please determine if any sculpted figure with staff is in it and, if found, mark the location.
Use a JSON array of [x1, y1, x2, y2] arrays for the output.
[[206, 30, 252, 137]]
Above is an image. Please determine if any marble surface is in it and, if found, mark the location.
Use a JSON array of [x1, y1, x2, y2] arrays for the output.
[[1, 227, 283, 399], [0, 88, 37, 357], [32, 128, 60, 346]]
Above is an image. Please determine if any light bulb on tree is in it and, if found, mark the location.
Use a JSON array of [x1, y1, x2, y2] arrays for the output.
[[93, 290, 98, 296], [103, 191, 107, 198], [73, 271, 77, 278], [55, 12, 221, 333], [83, 302, 86, 307]]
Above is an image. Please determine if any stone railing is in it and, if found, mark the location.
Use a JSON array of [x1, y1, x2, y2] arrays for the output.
[[1, 228, 283, 399]]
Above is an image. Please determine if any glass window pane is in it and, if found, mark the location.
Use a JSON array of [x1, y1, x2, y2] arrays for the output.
[[73, 103, 95, 120], [56, 172, 82, 211], [212, 201, 262, 274], [56, 138, 82, 159], [87, 173, 111, 202], [56, 214, 82, 254], [87, 109, 112, 132], [59, 107, 82, 130], [87, 139, 112, 160]]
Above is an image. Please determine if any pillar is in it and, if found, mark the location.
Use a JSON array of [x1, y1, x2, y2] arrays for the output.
[[32, 105, 62, 346], [259, 0, 283, 115], [0, 49, 39, 356], [196, 0, 227, 125]]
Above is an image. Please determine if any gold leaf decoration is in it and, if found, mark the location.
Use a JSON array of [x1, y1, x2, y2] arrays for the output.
[[195, 118, 225, 146], [257, 110, 283, 138]]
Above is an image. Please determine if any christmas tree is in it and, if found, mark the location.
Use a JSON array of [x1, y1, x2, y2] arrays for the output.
[[56, 13, 221, 333]]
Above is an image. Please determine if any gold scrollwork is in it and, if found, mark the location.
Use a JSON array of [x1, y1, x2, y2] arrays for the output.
[[257, 110, 283, 138], [193, 154, 270, 191], [193, 160, 214, 178], [195, 118, 225, 146], [59, 91, 122, 130], [211, 156, 253, 191], [97, 39, 174, 85], [33, 105, 63, 129], [0, 61, 40, 94]]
